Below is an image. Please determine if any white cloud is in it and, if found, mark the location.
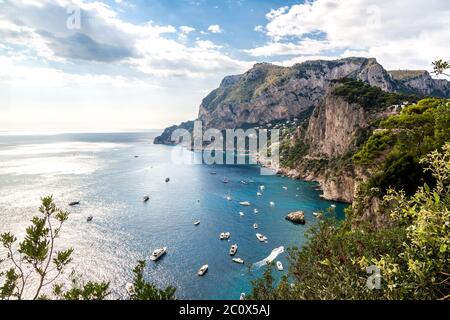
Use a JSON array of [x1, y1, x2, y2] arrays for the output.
[[247, 0, 450, 71], [207, 24, 223, 34]]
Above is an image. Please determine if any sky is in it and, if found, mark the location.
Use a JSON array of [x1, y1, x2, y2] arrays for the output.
[[0, 0, 449, 132]]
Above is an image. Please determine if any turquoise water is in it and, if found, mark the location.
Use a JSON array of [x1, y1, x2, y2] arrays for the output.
[[0, 131, 346, 299]]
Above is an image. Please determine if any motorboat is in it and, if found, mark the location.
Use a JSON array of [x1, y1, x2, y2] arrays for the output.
[[143, 196, 150, 203], [240, 180, 247, 185], [269, 201, 275, 206], [210, 172, 217, 175], [256, 233, 267, 242], [331, 204, 337, 208], [240, 292, 246, 300], [253, 208, 259, 214], [86, 216, 93, 222], [313, 212, 320, 217], [165, 177, 170, 183], [253, 223, 258, 229], [257, 192, 262, 196], [229, 244, 238, 256], [194, 220, 201, 226], [226, 195, 232, 201], [259, 185, 265, 191], [198, 264, 208, 276], [239, 201, 251, 206], [276, 261, 284, 271], [239, 212, 245, 217], [150, 246, 167, 261], [222, 179, 229, 184], [233, 258, 244, 264], [220, 232, 231, 240], [69, 201, 80, 206], [282, 186, 288, 190]]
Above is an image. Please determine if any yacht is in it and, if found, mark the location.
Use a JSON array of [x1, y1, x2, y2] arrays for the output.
[[233, 258, 244, 264], [220, 232, 231, 240], [256, 233, 267, 242], [194, 220, 201, 226], [229, 244, 238, 256], [253, 223, 259, 229], [276, 261, 284, 271], [87, 216, 93, 222], [198, 264, 208, 276], [239, 201, 251, 206], [150, 247, 167, 261], [143, 196, 150, 203]]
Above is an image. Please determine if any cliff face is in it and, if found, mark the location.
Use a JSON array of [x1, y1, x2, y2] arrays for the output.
[[388, 70, 450, 97], [198, 57, 398, 130]]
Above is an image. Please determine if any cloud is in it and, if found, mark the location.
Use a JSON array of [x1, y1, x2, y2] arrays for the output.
[[0, 0, 248, 80], [246, 0, 450, 71], [207, 24, 223, 33]]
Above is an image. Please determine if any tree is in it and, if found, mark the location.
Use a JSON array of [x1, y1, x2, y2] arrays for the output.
[[128, 260, 176, 300], [432, 59, 450, 77], [0, 196, 110, 300]]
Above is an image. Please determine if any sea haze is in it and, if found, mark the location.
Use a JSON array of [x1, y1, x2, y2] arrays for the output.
[[0, 131, 346, 299]]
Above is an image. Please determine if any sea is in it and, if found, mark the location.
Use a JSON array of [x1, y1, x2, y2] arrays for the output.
[[0, 131, 346, 300]]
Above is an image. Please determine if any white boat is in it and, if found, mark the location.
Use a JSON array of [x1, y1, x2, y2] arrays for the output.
[[282, 186, 288, 190], [253, 208, 259, 214], [222, 179, 229, 184], [198, 264, 208, 276], [256, 233, 267, 242], [253, 223, 258, 229], [313, 212, 320, 217], [125, 283, 135, 296], [257, 192, 262, 196], [240, 180, 247, 185], [150, 246, 167, 261], [229, 244, 238, 256], [220, 232, 231, 240], [276, 261, 284, 271], [331, 204, 337, 208], [239, 212, 245, 217], [194, 220, 201, 226], [226, 195, 232, 201], [269, 201, 275, 206], [239, 201, 251, 206], [259, 185, 265, 191], [240, 292, 246, 300], [233, 258, 244, 264]]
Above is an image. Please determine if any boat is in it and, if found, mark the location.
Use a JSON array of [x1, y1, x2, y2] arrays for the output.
[[233, 258, 244, 264], [222, 179, 229, 184], [220, 232, 231, 240], [313, 212, 320, 217], [253, 223, 258, 229], [240, 292, 246, 300], [143, 196, 150, 202], [229, 244, 238, 256], [331, 204, 336, 208], [256, 233, 267, 242], [239, 201, 251, 206], [276, 261, 284, 271], [210, 172, 217, 175], [125, 283, 135, 296], [239, 212, 245, 217], [282, 186, 288, 190], [257, 192, 262, 196], [69, 201, 80, 206], [86, 216, 93, 222], [150, 246, 167, 261], [253, 208, 259, 214], [134, 155, 139, 158], [194, 220, 201, 226], [198, 264, 208, 276], [165, 177, 170, 183], [259, 185, 265, 191], [226, 195, 232, 201], [240, 180, 247, 185], [269, 201, 275, 206]]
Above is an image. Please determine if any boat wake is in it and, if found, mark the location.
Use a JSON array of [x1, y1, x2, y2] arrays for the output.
[[252, 246, 284, 269]]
